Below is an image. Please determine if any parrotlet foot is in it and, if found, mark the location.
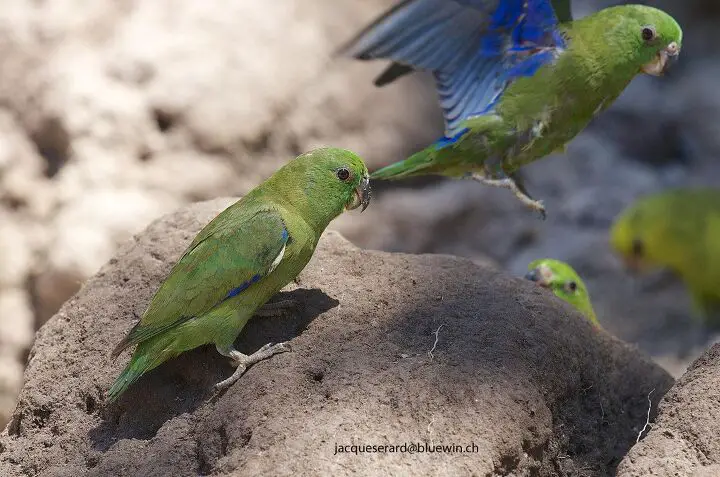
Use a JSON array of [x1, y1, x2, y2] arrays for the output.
[[470, 173, 546, 219], [214, 342, 291, 391]]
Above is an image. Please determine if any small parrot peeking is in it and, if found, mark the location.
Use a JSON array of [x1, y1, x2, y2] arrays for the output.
[[610, 188, 720, 327], [343, 1, 682, 218], [108, 148, 371, 401], [526, 258, 600, 328]]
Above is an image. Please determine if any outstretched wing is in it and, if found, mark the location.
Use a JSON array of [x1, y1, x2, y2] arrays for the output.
[[343, 0, 567, 136], [113, 207, 289, 355]]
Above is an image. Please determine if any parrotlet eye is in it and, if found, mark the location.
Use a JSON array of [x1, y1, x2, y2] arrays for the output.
[[631, 238, 644, 257], [336, 167, 351, 181], [641, 26, 656, 42], [565, 281, 578, 293]]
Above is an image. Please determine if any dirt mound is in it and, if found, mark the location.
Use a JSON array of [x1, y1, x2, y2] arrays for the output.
[[617, 343, 720, 476], [0, 199, 673, 476]]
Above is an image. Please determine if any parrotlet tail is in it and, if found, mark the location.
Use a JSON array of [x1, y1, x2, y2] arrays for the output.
[[107, 341, 176, 402], [107, 355, 150, 402], [370, 148, 433, 180]]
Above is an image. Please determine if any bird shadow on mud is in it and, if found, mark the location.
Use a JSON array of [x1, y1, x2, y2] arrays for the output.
[[88, 287, 338, 451]]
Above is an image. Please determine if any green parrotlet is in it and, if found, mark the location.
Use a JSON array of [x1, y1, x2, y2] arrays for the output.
[[610, 188, 720, 327], [344, 1, 682, 217], [108, 148, 371, 401], [525, 258, 600, 329]]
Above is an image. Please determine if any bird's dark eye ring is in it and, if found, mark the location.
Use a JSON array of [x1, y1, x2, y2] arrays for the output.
[[631, 238, 644, 257], [336, 167, 351, 181], [641, 26, 656, 42], [566, 281, 577, 293]]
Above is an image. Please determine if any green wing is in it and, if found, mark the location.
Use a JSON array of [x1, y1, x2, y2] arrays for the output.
[[551, 0, 572, 23], [113, 206, 289, 356]]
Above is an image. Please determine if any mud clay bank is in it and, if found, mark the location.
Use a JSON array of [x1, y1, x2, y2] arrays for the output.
[[4, 199, 717, 476]]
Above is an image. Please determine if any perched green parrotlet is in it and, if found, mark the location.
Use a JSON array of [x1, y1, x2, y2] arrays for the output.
[[108, 148, 371, 401], [344, 1, 682, 217], [610, 188, 720, 327], [526, 258, 599, 328]]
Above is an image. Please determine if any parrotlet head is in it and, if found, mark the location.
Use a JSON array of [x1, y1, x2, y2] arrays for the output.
[[609, 190, 692, 274], [610, 197, 656, 273], [525, 259, 600, 328], [271, 147, 371, 220], [575, 5, 682, 77], [320, 148, 371, 213]]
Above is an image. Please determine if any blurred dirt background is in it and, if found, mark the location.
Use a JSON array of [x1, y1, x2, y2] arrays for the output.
[[0, 0, 719, 429]]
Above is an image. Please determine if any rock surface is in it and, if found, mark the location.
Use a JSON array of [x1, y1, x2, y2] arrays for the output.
[[617, 344, 720, 477], [0, 199, 674, 476]]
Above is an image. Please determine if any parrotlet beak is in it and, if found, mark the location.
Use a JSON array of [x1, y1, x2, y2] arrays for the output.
[[348, 175, 371, 212], [524, 265, 553, 288], [642, 42, 680, 76]]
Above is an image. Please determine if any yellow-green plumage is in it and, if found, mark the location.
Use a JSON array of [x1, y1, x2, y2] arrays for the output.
[[108, 148, 371, 401], [610, 188, 720, 326], [526, 258, 600, 329]]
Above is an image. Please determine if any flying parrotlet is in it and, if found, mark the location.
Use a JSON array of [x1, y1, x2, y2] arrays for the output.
[[525, 258, 600, 328], [610, 188, 720, 327], [108, 148, 371, 401], [343, 1, 682, 218]]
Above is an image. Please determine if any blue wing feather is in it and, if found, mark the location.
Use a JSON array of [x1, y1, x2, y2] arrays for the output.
[[345, 0, 487, 70], [223, 274, 262, 301], [345, 0, 565, 138], [502, 50, 556, 81], [221, 226, 288, 304]]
